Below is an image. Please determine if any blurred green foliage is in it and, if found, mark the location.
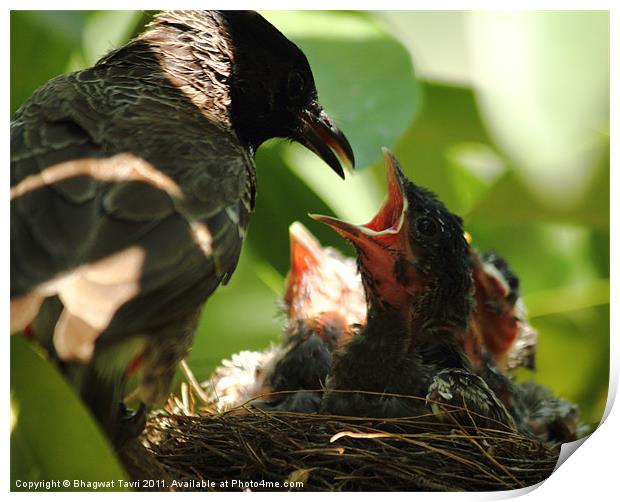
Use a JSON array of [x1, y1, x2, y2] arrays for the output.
[[10, 10, 609, 484], [11, 336, 127, 489]]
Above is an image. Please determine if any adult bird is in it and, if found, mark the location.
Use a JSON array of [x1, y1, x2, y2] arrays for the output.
[[312, 148, 516, 430], [206, 221, 365, 413], [10, 10, 354, 443]]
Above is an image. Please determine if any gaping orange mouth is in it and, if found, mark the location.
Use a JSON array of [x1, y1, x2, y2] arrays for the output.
[[310, 148, 407, 246], [361, 149, 407, 236], [310, 148, 416, 311]]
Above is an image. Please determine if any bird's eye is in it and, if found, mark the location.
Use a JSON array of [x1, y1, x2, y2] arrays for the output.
[[287, 70, 306, 101], [416, 216, 438, 237]]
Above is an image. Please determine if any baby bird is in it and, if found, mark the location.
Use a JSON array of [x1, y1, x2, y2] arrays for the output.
[[313, 148, 516, 430], [464, 249, 537, 373], [206, 222, 364, 412], [462, 248, 537, 426]]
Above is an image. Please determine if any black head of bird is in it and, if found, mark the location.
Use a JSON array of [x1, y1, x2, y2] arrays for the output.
[[144, 10, 354, 178]]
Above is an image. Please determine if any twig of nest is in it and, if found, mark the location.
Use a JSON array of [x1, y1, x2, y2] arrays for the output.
[[133, 375, 560, 492]]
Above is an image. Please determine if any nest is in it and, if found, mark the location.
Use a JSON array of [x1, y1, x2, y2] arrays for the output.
[[127, 374, 561, 492]]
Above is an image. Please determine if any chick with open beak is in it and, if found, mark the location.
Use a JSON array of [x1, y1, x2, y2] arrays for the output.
[[464, 249, 580, 442], [312, 148, 516, 429], [465, 250, 537, 373], [205, 222, 365, 413], [460, 248, 536, 427], [284, 222, 366, 332], [252, 222, 365, 412]]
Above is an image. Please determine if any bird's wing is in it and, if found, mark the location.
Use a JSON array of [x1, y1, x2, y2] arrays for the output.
[[11, 71, 255, 355]]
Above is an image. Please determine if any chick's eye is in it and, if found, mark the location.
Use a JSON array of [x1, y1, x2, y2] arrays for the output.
[[416, 216, 437, 237], [287, 70, 306, 101]]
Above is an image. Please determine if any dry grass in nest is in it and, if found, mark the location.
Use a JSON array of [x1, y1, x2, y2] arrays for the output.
[[133, 371, 561, 492]]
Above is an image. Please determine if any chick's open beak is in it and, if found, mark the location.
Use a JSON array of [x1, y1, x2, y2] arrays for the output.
[[288, 221, 324, 279], [295, 103, 355, 180], [310, 148, 407, 250], [309, 148, 414, 311]]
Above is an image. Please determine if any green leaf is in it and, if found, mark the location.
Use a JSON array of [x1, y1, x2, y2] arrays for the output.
[[185, 243, 281, 381], [524, 278, 609, 318], [531, 305, 609, 428], [391, 82, 499, 215], [10, 11, 89, 113], [11, 336, 128, 491], [81, 11, 143, 65], [467, 11, 609, 206], [467, 150, 609, 229], [285, 143, 386, 225], [248, 141, 354, 275], [372, 11, 472, 84], [261, 10, 420, 169]]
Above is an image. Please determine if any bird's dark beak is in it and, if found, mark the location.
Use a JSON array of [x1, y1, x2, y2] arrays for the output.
[[295, 104, 355, 179], [310, 148, 407, 249]]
